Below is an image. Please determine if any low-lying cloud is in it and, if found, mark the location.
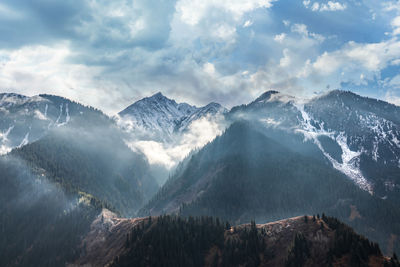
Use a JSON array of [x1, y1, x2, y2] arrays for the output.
[[126, 114, 227, 169]]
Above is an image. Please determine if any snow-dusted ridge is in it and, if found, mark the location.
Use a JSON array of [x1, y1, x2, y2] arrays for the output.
[[116, 92, 228, 172], [251, 90, 400, 194], [293, 101, 373, 194], [0, 93, 78, 154], [0, 90, 398, 195]]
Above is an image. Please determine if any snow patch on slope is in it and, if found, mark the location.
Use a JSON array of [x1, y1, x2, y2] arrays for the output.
[[361, 114, 400, 162], [44, 104, 48, 117], [294, 102, 373, 194], [18, 132, 30, 148], [54, 103, 71, 127], [65, 103, 70, 123], [0, 125, 14, 155], [55, 104, 63, 125], [0, 125, 14, 141], [260, 118, 281, 126], [34, 110, 48, 120]]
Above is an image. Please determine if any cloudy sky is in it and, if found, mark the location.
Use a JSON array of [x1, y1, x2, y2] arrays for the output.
[[0, 0, 400, 114]]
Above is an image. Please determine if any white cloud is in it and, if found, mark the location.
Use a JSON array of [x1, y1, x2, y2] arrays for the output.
[[392, 16, 400, 35], [304, 1, 347, 12], [170, 0, 276, 46], [311, 51, 341, 75], [175, 0, 275, 26], [0, 0, 398, 117], [279, 48, 292, 67], [389, 74, 400, 87], [291, 24, 309, 36], [385, 89, 400, 106], [291, 23, 325, 42], [203, 62, 216, 75], [320, 1, 347, 11], [0, 43, 126, 114], [311, 2, 320, 11], [127, 114, 226, 169], [311, 38, 400, 76], [283, 20, 290, 27], [274, 33, 286, 43], [243, 20, 253, 28], [383, 1, 400, 12]]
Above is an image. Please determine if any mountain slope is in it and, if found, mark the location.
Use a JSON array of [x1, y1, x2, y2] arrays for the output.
[[229, 90, 400, 198], [140, 121, 400, 255], [11, 123, 158, 216], [304, 90, 400, 199], [0, 93, 108, 154], [0, 94, 159, 266], [0, 156, 100, 267], [71, 212, 396, 267]]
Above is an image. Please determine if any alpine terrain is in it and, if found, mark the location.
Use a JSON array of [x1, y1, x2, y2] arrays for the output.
[[1, 90, 400, 267]]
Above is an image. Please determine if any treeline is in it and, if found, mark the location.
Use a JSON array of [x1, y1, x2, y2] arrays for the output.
[[322, 214, 382, 266], [111, 215, 228, 267], [110, 214, 398, 267], [222, 221, 269, 266], [284, 214, 400, 267], [111, 215, 271, 267]]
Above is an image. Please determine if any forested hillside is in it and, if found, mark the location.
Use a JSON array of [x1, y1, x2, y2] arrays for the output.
[[11, 122, 158, 216], [0, 107, 159, 266], [141, 122, 400, 255], [72, 213, 398, 267], [0, 156, 100, 267]]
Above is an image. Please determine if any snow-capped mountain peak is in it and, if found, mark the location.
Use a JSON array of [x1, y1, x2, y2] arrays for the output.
[[251, 90, 296, 107], [253, 90, 280, 103], [117, 92, 226, 142], [0, 93, 106, 155], [230, 90, 400, 196]]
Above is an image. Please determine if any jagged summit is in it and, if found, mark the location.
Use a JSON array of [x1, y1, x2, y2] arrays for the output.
[[119, 92, 194, 116], [117, 92, 226, 142], [142, 92, 174, 104], [152, 91, 164, 98], [201, 102, 226, 111], [0, 93, 48, 108], [253, 90, 280, 102]]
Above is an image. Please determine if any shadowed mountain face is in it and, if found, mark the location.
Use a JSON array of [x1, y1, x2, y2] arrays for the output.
[[305, 91, 400, 199], [0, 156, 100, 267], [1, 90, 400, 266], [229, 90, 400, 198], [140, 121, 400, 255], [70, 211, 395, 267], [11, 127, 158, 217], [0, 95, 159, 266], [0, 92, 159, 214]]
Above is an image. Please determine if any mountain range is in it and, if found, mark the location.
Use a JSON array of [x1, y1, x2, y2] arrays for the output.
[[117, 92, 227, 142], [1, 89, 400, 266]]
